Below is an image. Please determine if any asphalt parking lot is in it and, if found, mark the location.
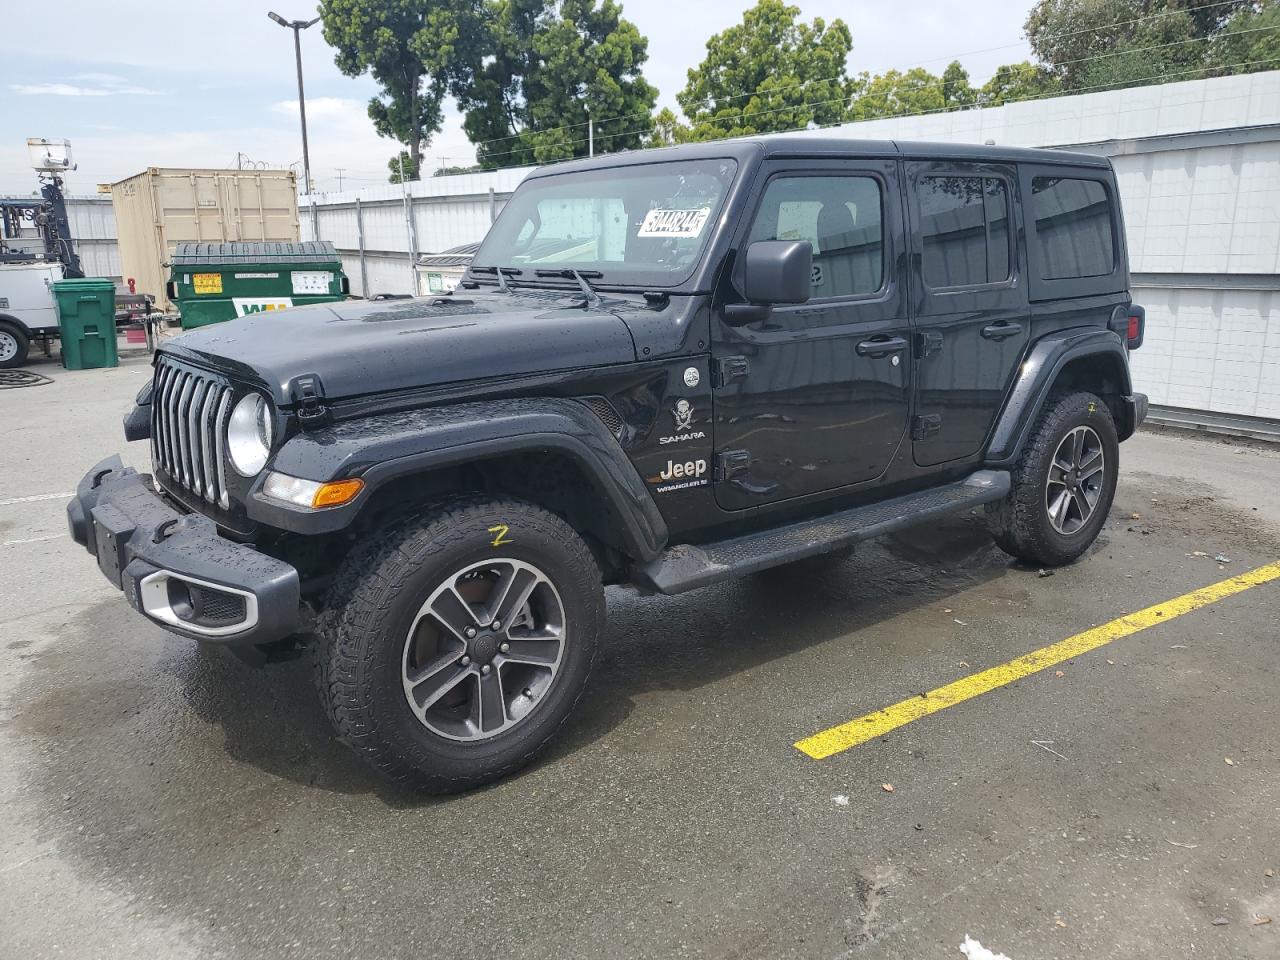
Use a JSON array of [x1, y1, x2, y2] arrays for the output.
[[3, 348, 1279, 959]]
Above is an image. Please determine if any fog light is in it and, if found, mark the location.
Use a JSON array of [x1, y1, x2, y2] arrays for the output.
[[263, 471, 364, 509]]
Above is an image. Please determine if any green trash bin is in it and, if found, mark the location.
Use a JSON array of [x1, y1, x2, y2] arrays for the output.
[[167, 241, 349, 329], [52, 277, 119, 370]]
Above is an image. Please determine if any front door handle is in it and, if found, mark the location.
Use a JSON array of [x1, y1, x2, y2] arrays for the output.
[[981, 321, 1023, 341], [856, 335, 909, 358]]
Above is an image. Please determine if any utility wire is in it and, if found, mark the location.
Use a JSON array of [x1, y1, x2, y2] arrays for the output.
[[471, 52, 1280, 167], [465, 0, 1262, 151]]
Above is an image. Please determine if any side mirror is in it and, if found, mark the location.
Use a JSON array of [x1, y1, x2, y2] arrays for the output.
[[723, 240, 812, 326]]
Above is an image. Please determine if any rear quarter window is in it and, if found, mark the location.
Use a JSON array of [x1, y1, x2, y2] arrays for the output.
[[1031, 177, 1115, 280]]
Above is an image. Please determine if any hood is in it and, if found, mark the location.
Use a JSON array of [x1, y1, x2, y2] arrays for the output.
[[161, 290, 639, 405]]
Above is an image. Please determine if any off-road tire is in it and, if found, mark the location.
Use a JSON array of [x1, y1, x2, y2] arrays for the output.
[[0, 321, 30, 369], [987, 391, 1119, 567], [313, 496, 605, 793]]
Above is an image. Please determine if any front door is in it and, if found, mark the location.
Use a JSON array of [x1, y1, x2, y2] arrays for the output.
[[711, 160, 911, 511], [904, 160, 1029, 466]]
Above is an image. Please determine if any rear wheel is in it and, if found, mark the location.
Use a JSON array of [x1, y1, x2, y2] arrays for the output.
[[0, 322, 29, 369], [314, 497, 605, 792], [988, 391, 1119, 566]]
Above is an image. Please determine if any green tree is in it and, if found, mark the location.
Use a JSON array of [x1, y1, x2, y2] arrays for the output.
[[941, 61, 977, 108], [388, 150, 421, 183], [646, 106, 694, 147], [1208, 0, 1280, 74], [847, 68, 945, 121], [451, 0, 658, 168], [1022, 0, 1260, 92], [978, 61, 1060, 106], [320, 0, 486, 179], [676, 0, 854, 140], [433, 163, 484, 176]]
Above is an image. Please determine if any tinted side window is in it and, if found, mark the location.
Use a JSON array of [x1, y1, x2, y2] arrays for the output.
[[919, 176, 1011, 288], [1031, 177, 1115, 280], [747, 175, 884, 299]]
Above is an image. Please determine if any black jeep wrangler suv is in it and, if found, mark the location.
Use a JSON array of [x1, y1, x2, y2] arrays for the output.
[[69, 138, 1147, 791]]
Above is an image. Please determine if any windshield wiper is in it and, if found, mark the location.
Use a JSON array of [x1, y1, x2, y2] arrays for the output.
[[471, 265, 522, 293], [534, 268, 602, 305]]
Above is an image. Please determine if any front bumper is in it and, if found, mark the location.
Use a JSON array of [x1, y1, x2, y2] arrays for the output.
[[67, 456, 300, 645]]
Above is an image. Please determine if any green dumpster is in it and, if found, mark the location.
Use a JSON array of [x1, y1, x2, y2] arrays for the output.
[[167, 241, 349, 329], [52, 277, 119, 370]]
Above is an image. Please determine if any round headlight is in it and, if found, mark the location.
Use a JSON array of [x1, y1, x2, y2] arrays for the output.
[[227, 393, 273, 477]]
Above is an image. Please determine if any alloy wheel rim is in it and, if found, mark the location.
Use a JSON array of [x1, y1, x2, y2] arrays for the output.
[[0, 331, 17, 362], [1045, 424, 1105, 535], [401, 558, 566, 742]]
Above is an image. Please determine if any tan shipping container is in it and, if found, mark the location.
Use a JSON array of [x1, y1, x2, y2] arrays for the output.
[[110, 168, 300, 312]]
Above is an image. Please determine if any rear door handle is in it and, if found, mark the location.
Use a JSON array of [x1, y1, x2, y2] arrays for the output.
[[856, 336, 909, 358], [981, 321, 1023, 341]]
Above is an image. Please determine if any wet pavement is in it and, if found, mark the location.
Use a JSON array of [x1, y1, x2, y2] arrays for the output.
[[3, 351, 1279, 959]]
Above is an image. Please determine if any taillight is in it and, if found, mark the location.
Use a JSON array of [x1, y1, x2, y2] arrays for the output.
[[1125, 305, 1145, 350]]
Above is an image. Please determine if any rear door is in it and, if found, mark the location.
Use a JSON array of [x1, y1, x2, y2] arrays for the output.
[[711, 159, 911, 511], [904, 161, 1029, 466]]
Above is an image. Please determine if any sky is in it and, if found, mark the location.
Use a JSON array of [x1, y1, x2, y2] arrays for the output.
[[0, 0, 1034, 196]]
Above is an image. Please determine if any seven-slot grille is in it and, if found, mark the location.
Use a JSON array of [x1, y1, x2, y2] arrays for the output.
[[151, 358, 235, 509]]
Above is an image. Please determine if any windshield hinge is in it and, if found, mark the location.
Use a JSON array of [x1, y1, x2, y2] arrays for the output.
[[290, 374, 329, 429]]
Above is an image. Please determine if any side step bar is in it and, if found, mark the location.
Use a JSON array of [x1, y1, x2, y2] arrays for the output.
[[635, 470, 1010, 595]]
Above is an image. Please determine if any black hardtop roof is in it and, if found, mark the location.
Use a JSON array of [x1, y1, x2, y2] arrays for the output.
[[525, 135, 1109, 179]]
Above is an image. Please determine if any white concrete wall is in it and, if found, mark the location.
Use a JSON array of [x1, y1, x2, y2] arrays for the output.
[[1130, 284, 1279, 419], [1117, 141, 1280, 276], [797, 71, 1280, 155]]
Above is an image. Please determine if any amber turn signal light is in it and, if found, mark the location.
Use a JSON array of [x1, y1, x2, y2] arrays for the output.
[[312, 478, 364, 508]]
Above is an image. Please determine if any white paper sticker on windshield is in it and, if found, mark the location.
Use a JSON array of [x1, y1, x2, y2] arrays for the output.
[[637, 207, 711, 238]]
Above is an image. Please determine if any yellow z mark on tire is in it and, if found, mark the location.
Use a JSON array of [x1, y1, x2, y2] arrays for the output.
[[488, 524, 513, 547]]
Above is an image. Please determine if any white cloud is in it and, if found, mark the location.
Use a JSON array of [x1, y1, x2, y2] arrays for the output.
[[10, 80, 163, 97], [271, 97, 364, 120], [11, 83, 113, 97]]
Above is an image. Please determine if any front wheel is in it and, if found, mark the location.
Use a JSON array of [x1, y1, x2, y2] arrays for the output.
[[314, 497, 605, 793], [987, 391, 1119, 567]]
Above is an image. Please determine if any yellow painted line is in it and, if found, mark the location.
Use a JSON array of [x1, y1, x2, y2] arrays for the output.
[[795, 560, 1280, 760]]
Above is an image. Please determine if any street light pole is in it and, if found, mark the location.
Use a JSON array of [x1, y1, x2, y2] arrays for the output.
[[292, 22, 312, 193], [269, 12, 320, 231]]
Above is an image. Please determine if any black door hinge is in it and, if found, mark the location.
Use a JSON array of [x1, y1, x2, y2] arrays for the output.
[[290, 374, 329, 428], [713, 355, 749, 387], [915, 331, 943, 358], [911, 414, 942, 441], [714, 449, 751, 482]]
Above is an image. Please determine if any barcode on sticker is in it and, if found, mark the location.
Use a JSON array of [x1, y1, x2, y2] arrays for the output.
[[637, 207, 711, 238]]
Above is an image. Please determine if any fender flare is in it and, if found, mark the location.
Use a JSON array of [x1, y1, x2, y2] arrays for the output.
[[985, 328, 1133, 466], [247, 397, 669, 561]]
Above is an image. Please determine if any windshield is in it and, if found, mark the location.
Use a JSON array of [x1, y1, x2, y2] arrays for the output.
[[474, 158, 738, 288]]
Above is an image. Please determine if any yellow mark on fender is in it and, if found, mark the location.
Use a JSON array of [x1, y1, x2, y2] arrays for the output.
[[488, 524, 512, 547], [795, 561, 1280, 760]]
